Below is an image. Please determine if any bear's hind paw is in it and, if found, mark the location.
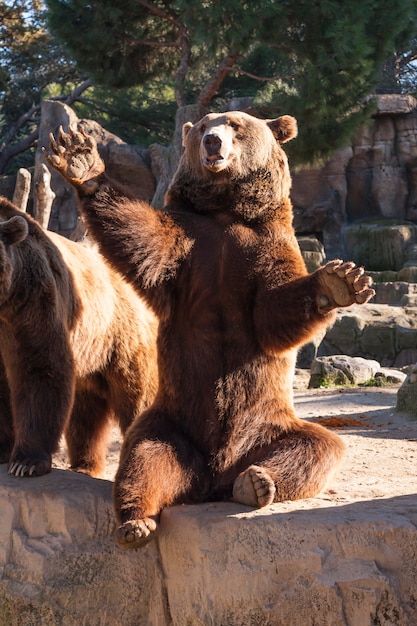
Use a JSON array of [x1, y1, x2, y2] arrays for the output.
[[115, 517, 158, 550], [8, 456, 52, 477], [232, 465, 276, 508]]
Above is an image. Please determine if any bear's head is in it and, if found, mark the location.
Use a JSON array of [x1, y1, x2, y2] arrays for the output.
[[165, 111, 298, 223]]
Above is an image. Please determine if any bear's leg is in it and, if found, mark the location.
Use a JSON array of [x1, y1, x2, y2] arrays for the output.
[[7, 333, 76, 477], [0, 360, 13, 464], [66, 387, 112, 477], [232, 421, 345, 507], [114, 412, 205, 550]]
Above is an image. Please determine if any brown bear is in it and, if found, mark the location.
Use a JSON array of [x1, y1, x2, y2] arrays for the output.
[[0, 196, 158, 478], [45, 112, 375, 549]]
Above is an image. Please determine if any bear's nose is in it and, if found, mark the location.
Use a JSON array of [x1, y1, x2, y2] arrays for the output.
[[203, 133, 222, 156]]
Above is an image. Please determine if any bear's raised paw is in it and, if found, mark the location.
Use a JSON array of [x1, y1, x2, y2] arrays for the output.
[[43, 126, 105, 193], [317, 259, 375, 314], [115, 517, 158, 550], [232, 464, 276, 508]]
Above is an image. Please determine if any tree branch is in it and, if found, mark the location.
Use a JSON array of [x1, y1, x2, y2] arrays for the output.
[[64, 78, 93, 106], [234, 67, 296, 82], [197, 53, 240, 107], [117, 35, 178, 48], [174, 29, 191, 107], [135, 0, 182, 30], [0, 103, 40, 152], [0, 128, 39, 174]]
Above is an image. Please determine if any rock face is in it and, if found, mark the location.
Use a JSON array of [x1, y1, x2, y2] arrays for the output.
[[297, 300, 417, 369], [160, 500, 416, 626], [343, 221, 417, 273], [292, 95, 417, 260], [320, 304, 417, 368], [0, 468, 169, 626]]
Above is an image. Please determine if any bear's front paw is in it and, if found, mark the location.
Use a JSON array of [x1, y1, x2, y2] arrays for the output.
[[233, 465, 276, 508], [43, 125, 105, 193], [115, 517, 158, 550], [317, 259, 375, 314], [8, 451, 52, 477]]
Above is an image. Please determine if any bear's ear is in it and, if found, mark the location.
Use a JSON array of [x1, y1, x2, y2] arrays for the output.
[[0, 216, 29, 245], [267, 115, 298, 144], [182, 122, 194, 147]]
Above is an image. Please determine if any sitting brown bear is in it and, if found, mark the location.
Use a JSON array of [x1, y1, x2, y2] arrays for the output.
[[0, 196, 157, 478], [45, 112, 374, 549]]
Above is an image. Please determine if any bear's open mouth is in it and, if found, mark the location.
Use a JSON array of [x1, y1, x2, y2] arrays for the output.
[[203, 154, 225, 169]]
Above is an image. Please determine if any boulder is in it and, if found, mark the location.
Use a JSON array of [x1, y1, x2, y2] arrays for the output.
[[297, 235, 326, 272], [308, 355, 406, 388], [396, 362, 417, 417], [309, 355, 379, 387], [320, 304, 417, 368]]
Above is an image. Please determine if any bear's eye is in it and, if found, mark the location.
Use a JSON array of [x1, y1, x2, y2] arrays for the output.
[[230, 122, 240, 131], [200, 124, 207, 133]]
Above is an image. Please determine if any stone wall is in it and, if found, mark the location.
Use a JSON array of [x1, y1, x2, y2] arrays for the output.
[[291, 94, 417, 260]]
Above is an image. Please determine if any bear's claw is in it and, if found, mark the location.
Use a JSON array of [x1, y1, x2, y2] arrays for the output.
[[8, 458, 51, 477], [115, 518, 158, 550], [317, 259, 375, 313], [43, 125, 105, 191], [232, 464, 276, 508]]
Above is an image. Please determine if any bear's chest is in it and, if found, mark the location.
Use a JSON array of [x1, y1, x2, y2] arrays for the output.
[[179, 224, 256, 328]]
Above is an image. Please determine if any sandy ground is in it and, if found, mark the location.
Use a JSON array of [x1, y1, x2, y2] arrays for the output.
[[53, 372, 417, 506], [293, 375, 417, 507]]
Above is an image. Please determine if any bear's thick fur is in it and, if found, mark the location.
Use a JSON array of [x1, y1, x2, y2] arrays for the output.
[[46, 112, 374, 549], [0, 197, 158, 478]]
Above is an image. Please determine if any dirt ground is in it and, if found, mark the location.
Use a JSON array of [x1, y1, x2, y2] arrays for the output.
[[53, 371, 417, 506], [292, 372, 417, 507]]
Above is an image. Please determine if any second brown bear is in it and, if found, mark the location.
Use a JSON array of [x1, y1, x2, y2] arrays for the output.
[[0, 197, 158, 479], [46, 112, 374, 549]]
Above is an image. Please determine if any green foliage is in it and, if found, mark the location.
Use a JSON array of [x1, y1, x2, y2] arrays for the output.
[[45, 0, 417, 166], [359, 378, 385, 388], [0, 0, 86, 172], [3, 0, 417, 172], [0, 0, 81, 123], [73, 82, 177, 146], [251, 0, 416, 165], [46, 0, 181, 88]]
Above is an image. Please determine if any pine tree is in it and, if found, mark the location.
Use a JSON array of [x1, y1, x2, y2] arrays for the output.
[[0, 0, 86, 172], [45, 0, 417, 165]]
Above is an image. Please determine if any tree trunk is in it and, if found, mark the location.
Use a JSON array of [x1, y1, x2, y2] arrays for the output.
[[149, 104, 207, 208], [12, 168, 31, 212], [34, 163, 55, 229]]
